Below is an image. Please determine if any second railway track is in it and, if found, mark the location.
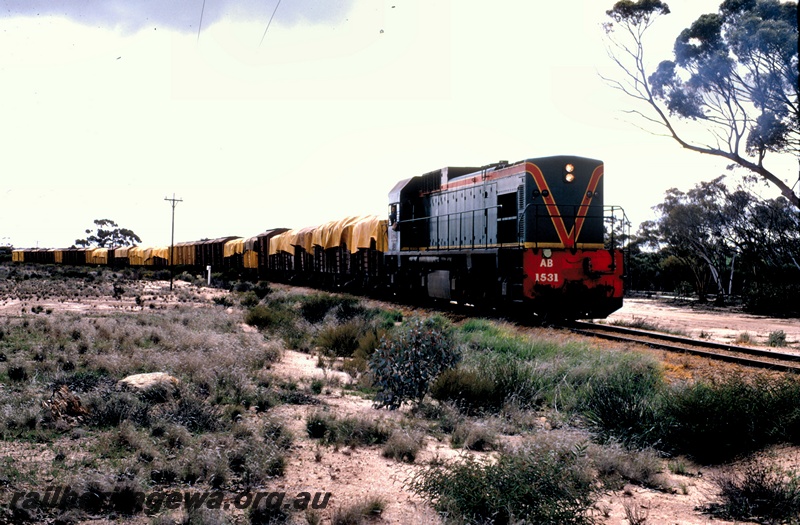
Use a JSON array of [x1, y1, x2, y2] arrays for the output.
[[568, 321, 800, 373]]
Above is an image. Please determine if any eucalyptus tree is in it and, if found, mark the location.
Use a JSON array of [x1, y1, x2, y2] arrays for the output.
[[603, 0, 799, 208], [74, 219, 142, 249]]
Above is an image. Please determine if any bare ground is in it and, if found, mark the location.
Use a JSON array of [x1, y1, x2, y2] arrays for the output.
[[265, 347, 800, 525], [606, 297, 800, 349]]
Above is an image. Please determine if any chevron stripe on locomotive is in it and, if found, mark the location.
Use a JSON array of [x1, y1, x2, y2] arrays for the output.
[[12, 155, 627, 320]]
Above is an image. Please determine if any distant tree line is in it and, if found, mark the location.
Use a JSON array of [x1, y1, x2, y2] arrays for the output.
[[627, 176, 800, 315]]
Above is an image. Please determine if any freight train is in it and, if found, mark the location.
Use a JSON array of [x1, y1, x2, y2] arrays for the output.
[[11, 155, 628, 319]]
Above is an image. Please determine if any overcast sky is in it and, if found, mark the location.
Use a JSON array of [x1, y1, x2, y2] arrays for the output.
[[1, 0, 795, 249]]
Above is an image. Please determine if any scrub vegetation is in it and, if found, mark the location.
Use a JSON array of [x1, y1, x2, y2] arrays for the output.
[[2, 262, 799, 524]]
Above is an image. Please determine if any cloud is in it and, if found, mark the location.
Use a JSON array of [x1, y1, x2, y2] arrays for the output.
[[0, 0, 356, 33]]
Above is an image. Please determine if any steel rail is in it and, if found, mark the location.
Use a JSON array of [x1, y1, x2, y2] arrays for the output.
[[568, 321, 800, 373]]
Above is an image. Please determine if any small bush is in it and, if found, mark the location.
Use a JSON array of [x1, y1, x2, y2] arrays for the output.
[[252, 281, 273, 299], [315, 321, 363, 357], [708, 460, 800, 523], [244, 305, 294, 331], [382, 429, 424, 463], [262, 417, 293, 451], [331, 496, 386, 525], [164, 395, 224, 433], [300, 293, 349, 324], [306, 411, 390, 447], [450, 421, 497, 451], [333, 298, 367, 322], [590, 444, 665, 490], [430, 367, 504, 414], [240, 292, 260, 308], [369, 317, 459, 410], [87, 389, 150, 428], [409, 442, 597, 525], [213, 296, 233, 307], [768, 330, 787, 347]]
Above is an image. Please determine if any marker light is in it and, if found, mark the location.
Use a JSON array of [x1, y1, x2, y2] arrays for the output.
[[564, 163, 575, 183]]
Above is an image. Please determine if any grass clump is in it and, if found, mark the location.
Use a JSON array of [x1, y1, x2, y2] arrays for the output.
[[409, 441, 597, 525], [450, 420, 497, 451], [708, 459, 800, 524], [382, 429, 424, 463], [657, 375, 800, 463], [590, 443, 666, 490], [315, 321, 364, 358], [579, 361, 663, 448], [306, 410, 390, 447], [86, 388, 152, 429], [163, 394, 225, 433], [430, 367, 505, 414], [583, 372, 800, 464], [331, 496, 386, 525]]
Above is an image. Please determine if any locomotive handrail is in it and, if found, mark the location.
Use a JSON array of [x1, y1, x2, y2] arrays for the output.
[[397, 203, 626, 251]]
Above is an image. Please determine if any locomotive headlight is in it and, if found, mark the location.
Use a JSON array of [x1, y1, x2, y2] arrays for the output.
[[564, 163, 575, 183]]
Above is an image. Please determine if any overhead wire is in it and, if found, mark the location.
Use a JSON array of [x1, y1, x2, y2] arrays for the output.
[[197, 0, 206, 43], [259, 0, 282, 47]]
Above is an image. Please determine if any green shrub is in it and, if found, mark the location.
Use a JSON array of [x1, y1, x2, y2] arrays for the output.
[[333, 298, 366, 322], [240, 291, 259, 308], [374, 309, 403, 329], [409, 442, 597, 524], [768, 330, 787, 347], [244, 304, 294, 331], [300, 293, 349, 324], [369, 317, 458, 410], [252, 281, 273, 299]]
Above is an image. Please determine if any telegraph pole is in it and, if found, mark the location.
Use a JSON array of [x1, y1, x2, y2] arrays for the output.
[[164, 194, 183, 291]]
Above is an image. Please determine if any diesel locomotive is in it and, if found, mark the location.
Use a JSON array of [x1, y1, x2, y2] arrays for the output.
[[12, 155, 627, 320]]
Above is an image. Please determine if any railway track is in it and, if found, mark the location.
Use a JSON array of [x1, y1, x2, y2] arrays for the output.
[[568, 321, 800, 373]]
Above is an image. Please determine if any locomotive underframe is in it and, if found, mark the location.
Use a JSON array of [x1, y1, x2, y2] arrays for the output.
[[386, 244, 623, 320]]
